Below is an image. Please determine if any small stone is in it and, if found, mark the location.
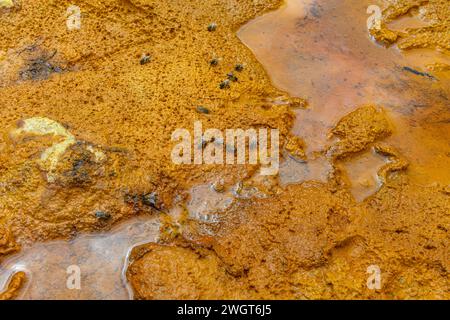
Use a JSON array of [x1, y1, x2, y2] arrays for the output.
[[210, 58, 219, 66], [207, 23, 217, 32], [235, 64, 244, 72], [227, 72, 238, 82], [142, 192, 158, 208], [95, 211, 111, 220], [219, 79, 230, 89], [285, 136, 307, 161], [140, 54, 151, 65], [212, 180, 225, 193], [196, 106, 210, 114]]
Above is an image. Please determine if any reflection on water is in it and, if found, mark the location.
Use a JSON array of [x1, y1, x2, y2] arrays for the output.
[[340, 148, 387, 201], [387, 12, 430, 31], [0, 217, 159, 299], [188, 183, 235, 223], [239, 0, 450, 186]]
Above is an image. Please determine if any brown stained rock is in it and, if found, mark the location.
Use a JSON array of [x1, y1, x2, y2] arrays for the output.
[[128, 184, 358, 299], [284, 135, 307, 161], [368, 23, 399, 45], [0, 120, 137, 244], [373, 144, 409, 183], [330, 105, 392, 159]]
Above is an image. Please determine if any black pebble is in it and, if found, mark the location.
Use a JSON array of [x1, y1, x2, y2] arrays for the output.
[[196, 106, 210, 114], [235, 64, 244, 72], [142, 192, 158, 208], [207, 23, 217, 32], [140, 54, 151, 65], [95, 211, 111, 220]]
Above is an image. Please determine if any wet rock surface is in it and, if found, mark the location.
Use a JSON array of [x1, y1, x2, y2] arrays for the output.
[[128, 177, 449, 300], [1, 0, 449, 300], [126, 0, 449, 300], [329, 105, 392, 159], [0, 0, 296, 248]]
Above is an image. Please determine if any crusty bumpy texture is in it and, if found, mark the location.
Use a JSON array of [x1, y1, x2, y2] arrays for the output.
[[330, 105, 392, 159], [0, 0, 296, 248], [128, 177, 449, 299], [370, 0, 450, 51], [128, 107, 449, 300], [0, 0, 448, 300]]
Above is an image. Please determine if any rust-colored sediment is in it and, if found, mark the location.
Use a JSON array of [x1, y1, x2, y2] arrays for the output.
[[129, 179, 449, 299], [1, 0, 449, 299], [0, 0, 294, 247]]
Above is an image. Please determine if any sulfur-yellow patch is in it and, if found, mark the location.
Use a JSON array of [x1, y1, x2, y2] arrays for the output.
[[0, 0, 14, 8]]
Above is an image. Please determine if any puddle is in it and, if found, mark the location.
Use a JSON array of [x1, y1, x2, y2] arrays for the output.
[[340, 148, 387, 201], [187, 183, 235, 223], [387, 12, 431, 31], [0, 216, 159, 299], [0, 180, 260, 300], [279, 155, 331, 186], [239, 0, 450, 186]]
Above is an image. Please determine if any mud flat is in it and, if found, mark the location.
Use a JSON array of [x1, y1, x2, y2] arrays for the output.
[[1, 0, 449, 299]]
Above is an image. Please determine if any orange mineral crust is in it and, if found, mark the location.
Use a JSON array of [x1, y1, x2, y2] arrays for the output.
[[0, 0, 296, 247], [1, 0, 449, 300]]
